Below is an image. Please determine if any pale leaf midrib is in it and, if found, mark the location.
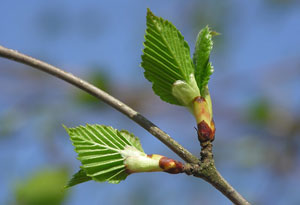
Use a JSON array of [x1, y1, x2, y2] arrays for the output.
[[89, 164, 125, 177], [83, 158, 124, 168], [106, 169, 126, 181]]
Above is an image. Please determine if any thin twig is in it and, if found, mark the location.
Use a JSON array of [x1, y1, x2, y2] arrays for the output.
[[184, 142, 251, 205], [0, 45, 250, 205]]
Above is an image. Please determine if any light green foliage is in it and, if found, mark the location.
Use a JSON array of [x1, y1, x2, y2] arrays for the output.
[[65, 124, 144, 185], [15, 169, 69, 205], [120, 129, 144, 152], [193, 26, 214, 97], [171, 74, 200, 108], [141, 9, 215, 107], [141, 9, 195, 105]]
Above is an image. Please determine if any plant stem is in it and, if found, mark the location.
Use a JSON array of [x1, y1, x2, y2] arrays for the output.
[[0, 45, 198, 164], [184, 141, 250, 205], [0, 45, 250, 204]]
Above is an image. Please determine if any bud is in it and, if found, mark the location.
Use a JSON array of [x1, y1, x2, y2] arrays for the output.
[[193, 96, 215, 142], [158, 156, 183, 174], [122, 147, 183, 174], [172, 74, 200, 109]]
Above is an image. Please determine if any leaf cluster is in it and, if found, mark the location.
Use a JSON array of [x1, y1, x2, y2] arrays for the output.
[[141, 9, 215, 105], [66, 9, 217, 187]]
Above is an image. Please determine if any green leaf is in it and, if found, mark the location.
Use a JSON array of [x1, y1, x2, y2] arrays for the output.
[[15, 169, 69, 205], [65, 169, 91, 188], [65, 124, 145, 184], [193, 26, 214, 97], [74, 68, 111, 106], [141, 9, 195, 105], [171, 74, 200, 108], [120, 130, 144, 152]]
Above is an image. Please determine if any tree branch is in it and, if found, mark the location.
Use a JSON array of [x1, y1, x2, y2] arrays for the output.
[[0, 45, 250, 204], [184, 141, 250, 205], [0, 45, 198, 164]]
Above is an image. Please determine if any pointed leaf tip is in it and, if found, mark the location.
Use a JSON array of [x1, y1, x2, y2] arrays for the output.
[[66, 169, 92, 188], [146, 8, 152, 14], [210, 30, 220, 36], [62, 124, 68, 132]]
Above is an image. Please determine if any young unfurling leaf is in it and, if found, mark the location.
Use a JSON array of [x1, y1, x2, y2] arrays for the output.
[[141, 9, 198, 106], [193, 26, 214, 98], [65, 124, 183, 187], [141, 9, 216, 142]]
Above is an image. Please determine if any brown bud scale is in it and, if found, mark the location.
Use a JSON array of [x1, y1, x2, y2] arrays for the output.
[[159, 157, 183, 174], [197, 120, 215, 142]]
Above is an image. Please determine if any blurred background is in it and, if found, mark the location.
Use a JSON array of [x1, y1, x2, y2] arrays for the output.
[[0, 0, 300, 204]]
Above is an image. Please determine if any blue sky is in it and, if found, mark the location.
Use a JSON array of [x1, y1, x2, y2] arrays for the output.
[[1, 1, 300, 204]]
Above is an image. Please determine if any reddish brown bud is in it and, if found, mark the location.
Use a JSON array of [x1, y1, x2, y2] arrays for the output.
[[159, 157, 184, 174], [192, 96, 215, 142], [197, 120, 215, 142]]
